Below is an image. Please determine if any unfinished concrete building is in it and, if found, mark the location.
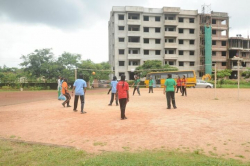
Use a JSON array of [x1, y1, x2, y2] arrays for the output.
[[228, 36, 250, 79]]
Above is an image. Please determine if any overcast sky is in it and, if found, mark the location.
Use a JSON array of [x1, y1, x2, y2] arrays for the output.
[[0, 0, 249, 68]]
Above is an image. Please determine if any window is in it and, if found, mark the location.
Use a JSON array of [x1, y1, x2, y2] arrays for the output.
[[119, 49, 125, 55], [118, 15, 124, 20], [212, 19, 216, 24], [155, 50, 161, 55], [212, 40, 216, 45], [179, 28, 184, 33], [119, 72, 125, 76], [212, 51, 216, 56], [119, 38, 124, 42], [169, 50, 174, 54], [189, 40, 195, 45], [179, 50, 183, 55], [190, 51, 195, 55], [129, 49, 140, 54], [128, 25, 140, 31], [128, 13, 140, 20], [179, 17, 184, 22], [155, 16, 161, 22], [222, 41, 227, 46], [189, 18, 195, 23], [222, 62, 226, 66], [128, 37, 140, 43], [144, 27, 149, 32], [118, 26, 124, 30], [169, 61, 174, 65], [212, 30, 216, 35], [179, 62, 184, 66], [119, 61, 125, 66], [155, 39, 161, 44], [144, 38, 149, 44], [179, 40, 184, 44], [189, 29, 195, 34], [144, 16, 149, 21], [155, 27, 161, 33], [169, 39, 174, 43], [144, 50, 149, 55], [222, 51, 226, 56], [190, 62, 195, 66]]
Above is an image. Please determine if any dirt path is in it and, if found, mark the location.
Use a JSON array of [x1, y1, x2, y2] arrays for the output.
[[0, 88, 250, 160]]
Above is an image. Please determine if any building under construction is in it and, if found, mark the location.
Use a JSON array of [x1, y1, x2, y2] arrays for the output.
[[199, 5, 229, 77]]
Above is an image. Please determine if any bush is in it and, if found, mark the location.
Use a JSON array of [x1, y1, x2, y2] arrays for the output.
[[1, 86, 11, 89]]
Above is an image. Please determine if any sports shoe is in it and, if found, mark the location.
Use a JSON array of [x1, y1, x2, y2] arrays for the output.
[[62, 103, 65, 107], [67, 105, 71, 107], [73, 109, 77, 112], [108, 104, 112, 106], [81, 111, 87, 114]]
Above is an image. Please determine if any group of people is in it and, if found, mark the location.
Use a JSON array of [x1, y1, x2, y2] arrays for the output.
[[57, 73, 187, 120], [57, 75, 87, 114]]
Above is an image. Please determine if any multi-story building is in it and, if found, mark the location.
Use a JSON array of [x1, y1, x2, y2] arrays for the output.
[[228, 36, 250, 78], [108, 6, 229, 79]]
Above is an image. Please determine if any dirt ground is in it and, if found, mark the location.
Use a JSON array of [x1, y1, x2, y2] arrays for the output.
[[0, 88, 250, 160]]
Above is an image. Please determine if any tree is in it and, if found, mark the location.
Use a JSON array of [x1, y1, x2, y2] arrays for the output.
[[135, 60, 178, 77], [20, 48, 56, 80], [242, 67, 250, 78], [215, 69, 232, 87], [57, 52, 81, 70], [77, 60, 111, 83]]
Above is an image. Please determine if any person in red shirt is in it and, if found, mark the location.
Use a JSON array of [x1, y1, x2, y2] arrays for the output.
[[176, 76, 182, 93], [61, 78, 71, 107], [116, 74, 129, 120]]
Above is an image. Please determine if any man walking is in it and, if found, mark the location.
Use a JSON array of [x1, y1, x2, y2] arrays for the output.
[[132, 76, 140, 96], [72, 74, 87, 114], [163, 74, 177, 109], [57, 76, 61, 99], [148, 77, 154, 93], [116, 74, 129, 120], [108, 76, 118, 106]]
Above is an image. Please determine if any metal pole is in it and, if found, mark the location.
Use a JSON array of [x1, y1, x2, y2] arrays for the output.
[[75, 69, 77, 80], [238, 59, 240, 100], [214, 63, 217, 99]]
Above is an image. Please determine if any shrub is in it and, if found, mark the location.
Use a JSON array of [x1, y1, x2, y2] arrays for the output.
[[2, 86, 11, 89]]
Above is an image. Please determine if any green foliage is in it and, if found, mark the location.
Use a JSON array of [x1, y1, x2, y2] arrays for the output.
[[242, 67, 250, 78], [0, 140, 248, 166], [78, 60, 111, 82], [19, 48, 56, 80], [1, 86, 11, 89], [215, 69, 232, 88], [135, 60, 178, 77]]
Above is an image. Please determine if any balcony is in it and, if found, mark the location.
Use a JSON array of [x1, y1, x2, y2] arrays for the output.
[[164, 54, 178, 59], [127, 42, 141, 48], [127, 19, 141, 25], [164, 43, 178, 48], [212, 35, 228, 40], [212, 24, 228, 30], [128, 31, 141, 36], [127, 65, 139, 71], [128, 54, 142, 59], [164, 31, 178, 37], [164, 20, 178, 26]]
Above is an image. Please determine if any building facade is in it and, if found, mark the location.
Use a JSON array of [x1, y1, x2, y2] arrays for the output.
[[108, 6, 229, 80]]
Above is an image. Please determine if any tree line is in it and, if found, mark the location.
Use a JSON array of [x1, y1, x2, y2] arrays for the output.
[[0, 48, 111, 84]]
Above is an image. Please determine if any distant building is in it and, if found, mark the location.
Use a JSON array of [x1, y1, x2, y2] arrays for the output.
[[108, 6, 230, 79]]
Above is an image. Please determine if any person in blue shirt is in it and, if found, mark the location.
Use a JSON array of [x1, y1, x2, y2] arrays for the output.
[[72, 74, 87, 114], [108, 76, 119, 106]]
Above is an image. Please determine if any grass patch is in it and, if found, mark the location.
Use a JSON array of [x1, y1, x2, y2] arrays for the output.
[[93, 142, 107, 147], [0, 140, 249, 166], [235, 155, 245, 159]]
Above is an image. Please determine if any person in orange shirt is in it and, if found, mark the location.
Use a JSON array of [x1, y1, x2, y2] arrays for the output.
[[61, 78, 71, 107], [176, 76, 182, 93], [116, 74, 129, 120], [181, 75, 187, 96]]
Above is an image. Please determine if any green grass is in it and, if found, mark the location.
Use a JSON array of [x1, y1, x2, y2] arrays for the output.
[[218, 84, 250, 88], [0, 140, 249, 166]]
